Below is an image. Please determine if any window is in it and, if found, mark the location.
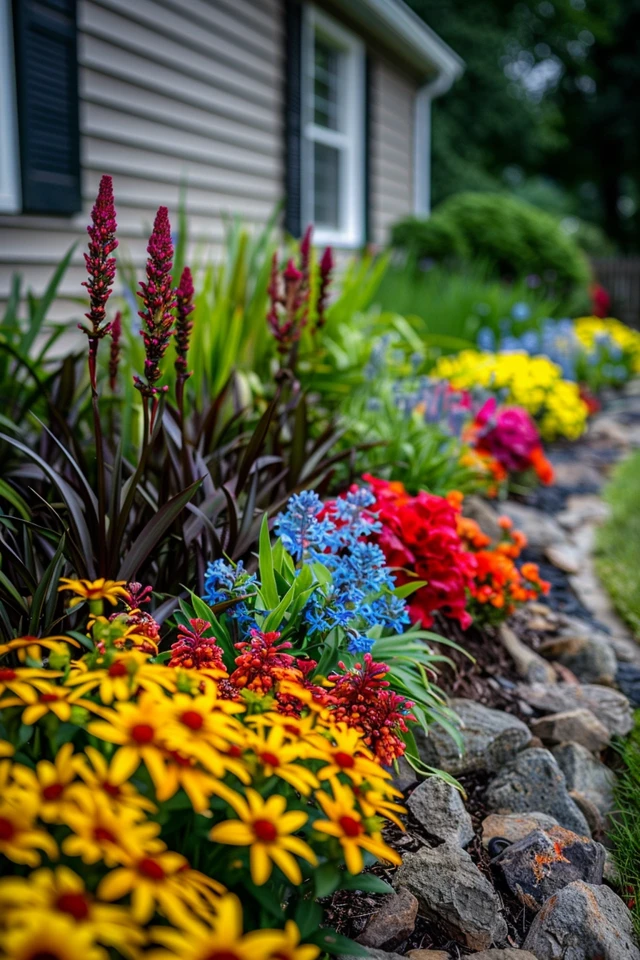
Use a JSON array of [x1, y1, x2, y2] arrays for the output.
[[0, 0, 21, 213], [301, 6, 365, 247]]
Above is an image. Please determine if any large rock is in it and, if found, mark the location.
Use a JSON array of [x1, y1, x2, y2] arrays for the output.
[[545, 543, 581, 575], [393, 845, 508, 951], [499, 502, 567, 550], [407, 777, 474, 848], [485, 748, 591, 836], [494, 825, 605, 911], [538, 633, 617, 686], [530, 709, 611, 752], [357, 888, 419, 950], [617, 662, 640, 706], [523, 881, 640, 959], [416, 699, 532, 777], [552, 742, 616, 817], [481, 812, 559, 849], [556, 494, 610, 530], [517, 683, 633, 736]]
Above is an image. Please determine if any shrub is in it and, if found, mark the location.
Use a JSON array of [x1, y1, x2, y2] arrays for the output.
[[391, 192, 591, 296]]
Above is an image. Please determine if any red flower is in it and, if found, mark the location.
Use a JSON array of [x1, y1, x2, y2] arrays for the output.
[[327, 655, 415, 765], [364, 475, 476, 630], [169, 618, 226, 672]]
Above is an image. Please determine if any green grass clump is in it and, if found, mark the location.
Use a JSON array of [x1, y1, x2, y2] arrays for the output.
[[610, 712, 640, 935], [595, 451, 640, 638]]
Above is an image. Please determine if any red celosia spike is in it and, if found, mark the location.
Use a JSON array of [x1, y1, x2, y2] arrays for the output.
[[80, 174, 119, 390], [316, 246, 334, 330], [134, 206, 177, 404], [174, 265, 195, 384]]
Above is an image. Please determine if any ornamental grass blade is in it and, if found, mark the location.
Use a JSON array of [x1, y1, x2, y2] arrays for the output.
[[118, 479, 202, 581]]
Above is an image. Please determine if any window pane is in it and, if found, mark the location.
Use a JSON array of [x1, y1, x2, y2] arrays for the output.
[[314, 141, 340, 229], [313, 34, 339, 130]]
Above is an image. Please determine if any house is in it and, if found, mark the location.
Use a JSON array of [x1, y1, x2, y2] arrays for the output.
[[0, 0, 462, 316]]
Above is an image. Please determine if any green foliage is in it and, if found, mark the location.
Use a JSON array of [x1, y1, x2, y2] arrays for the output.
[[375, 259, 571, 346], [609, 710, 640, 935], [595, 451, 640, 637], [391, 193, 591, 297]]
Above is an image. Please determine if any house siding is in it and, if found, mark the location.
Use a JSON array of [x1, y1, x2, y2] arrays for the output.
[[369, 56, 416, 246], [0, 0, 285, 317]]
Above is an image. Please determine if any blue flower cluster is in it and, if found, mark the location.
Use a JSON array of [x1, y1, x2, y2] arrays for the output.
[[477, 318, 628, 384], [202, 558, 258, 632], [275, 488, 410, 654]]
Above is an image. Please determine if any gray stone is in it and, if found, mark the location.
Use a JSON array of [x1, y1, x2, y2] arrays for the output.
[[517, 683, 633, 736], [468, 952, 538, 960], [485, 748, 591, 836], [462, 495, 503, 542], [538, 633, 617, 685], [416, 699, 532, 777], [568, 791, 604, 836], [530, 709, 611, 753], [500, 502, 567, 550], [523, 880, 640, 959], [357, 888, 419, 950], [545, 543, 581, 574], [481, 812, 560, 849], [552, 742, 616, 816], [407, 777, 474, 848], [556, 494, 610, 530], [500, 624, 558, 684], [588, 415, 630, 447], [394, 845, 508, 951], [494, 825, 605, 911], [552, 461, 603, 490]]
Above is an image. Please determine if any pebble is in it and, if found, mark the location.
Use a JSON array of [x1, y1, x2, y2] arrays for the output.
[[530, 708, 611, 752]]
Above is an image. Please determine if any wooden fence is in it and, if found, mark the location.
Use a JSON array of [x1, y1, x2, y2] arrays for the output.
[[592, 257, 640, 329]]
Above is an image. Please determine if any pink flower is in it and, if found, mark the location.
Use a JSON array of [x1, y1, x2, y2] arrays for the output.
[[174, 265, 195, 385], [477, 405, 541, 473]]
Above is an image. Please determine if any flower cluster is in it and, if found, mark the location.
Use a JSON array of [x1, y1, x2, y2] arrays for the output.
[[478, 315, 640, 391], [431, 349, 589, 441], [364, 475, 477, 630], [456, 511, 550, 624], [467, 397, 554, 485], [0, 582, 407, 959], [80, 174, 118, 391]]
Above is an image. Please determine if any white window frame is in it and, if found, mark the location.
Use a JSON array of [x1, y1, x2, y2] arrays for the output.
[[301, 4, 365, 248], [0, 0, 21, 214]]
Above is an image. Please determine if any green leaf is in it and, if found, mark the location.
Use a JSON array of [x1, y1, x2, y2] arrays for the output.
[[0, 478, 30, 520], [245, 879, 285, 920], [393, 580, 427, 599], [309, 929, 370, 956], [258, 514, 278, 609], [261, 579, 298, 632], [340, 873, 395, 894], [312, 862, 342, 899], [29, 534, 66, 634]]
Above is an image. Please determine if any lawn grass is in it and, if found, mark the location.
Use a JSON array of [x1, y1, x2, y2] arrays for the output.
[[610, 711, 640, 935], [595, 451, 640, 638]]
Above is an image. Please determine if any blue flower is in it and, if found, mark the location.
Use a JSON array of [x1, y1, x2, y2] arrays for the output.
[[347, 632, 376, 655], [511, 301, 531, 322], [477, 327, 495, 352], [274, 490, 336, 560]]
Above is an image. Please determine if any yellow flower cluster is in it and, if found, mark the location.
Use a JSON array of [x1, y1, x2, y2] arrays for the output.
[[431, 349, 589, 440], [574, 316, 640, 372], [0, 632, 404, 960]]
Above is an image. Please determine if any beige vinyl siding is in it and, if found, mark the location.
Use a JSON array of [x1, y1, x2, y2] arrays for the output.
[[0, 0, 284, 320], [369, 57, 416, 246]]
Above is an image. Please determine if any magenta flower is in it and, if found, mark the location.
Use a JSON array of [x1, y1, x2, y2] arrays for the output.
[[81, 174, 118, 390], [478, 404, 542, 472], [133, 206, 176, 412], [316, 245, 334, 329]]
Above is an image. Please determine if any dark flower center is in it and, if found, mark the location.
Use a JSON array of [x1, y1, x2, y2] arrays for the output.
[[339, 815, 363, 838], [0, 816, 16, 841], [259, 751, 280, 767], [253, 819, 278, 842], [131, 723, 155, 743], [56, 892, 90, 920], [108, 662, 128, 677], [138, 857, 165, 880], [42, 783, 64, 801], [334, 751, 355, 769], [180, 710, 204, 730]]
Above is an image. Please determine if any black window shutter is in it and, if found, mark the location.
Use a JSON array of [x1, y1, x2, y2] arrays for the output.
[[284, 0, 302, 238], [363, 53, 372, 244], [13, 0, 81, 215]]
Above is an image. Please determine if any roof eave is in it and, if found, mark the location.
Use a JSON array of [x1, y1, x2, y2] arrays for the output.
[[338, 0, 464, 87]]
